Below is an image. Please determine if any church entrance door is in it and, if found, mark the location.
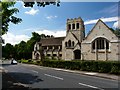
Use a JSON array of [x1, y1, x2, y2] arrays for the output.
[[36, 53, 40, 60], [74, 50, 81, 60]]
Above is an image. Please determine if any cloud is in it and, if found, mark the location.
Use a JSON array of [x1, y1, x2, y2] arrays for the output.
[[35, 29, 66, 37], [2, 32, 30, 45], [113, 18, 120, 29], [25, 8, 39, 15], [46, 15, 58, 20], [99, 4, 118, 15], [84, 17, 118, 25]]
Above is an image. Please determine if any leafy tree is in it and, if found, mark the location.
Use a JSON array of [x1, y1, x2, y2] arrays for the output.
[[114, 28, 120, 37], [110, 28, 120, 37], [25, 33, 53, 60], [2, 32, 54, 60], [0, 0, 22, 35], [15, 41, 28, 60], [25, 32, 41, 59], [23, 0, 60, 7], [0, 0, 60, 35], [2, 43, 15, 59], [31, 32, 41, 42]]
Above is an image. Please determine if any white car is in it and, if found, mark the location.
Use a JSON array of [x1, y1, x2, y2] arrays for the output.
[[11, 60, 17, 65]]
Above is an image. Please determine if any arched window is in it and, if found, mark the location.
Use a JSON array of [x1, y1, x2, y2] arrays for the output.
[[65, 42, 67, 47], [106, 40, 109, 49], [72, 41, 74, 47], [76, 23, 79, 29], [68, 40, 71, 47], [92, 37, 109, 50], [72, 24, 75, 29], [68, 24, 71, 30]]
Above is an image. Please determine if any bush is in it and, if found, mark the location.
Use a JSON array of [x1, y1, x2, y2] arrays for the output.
[[21, 59, 28, 63], [41, 60, 120, 75], [97, 61, 112, 73], [36, 60, 40, 63], [28, 59, 32, 62], [110, 62, 120, 75], [21, 59, 120, 75]]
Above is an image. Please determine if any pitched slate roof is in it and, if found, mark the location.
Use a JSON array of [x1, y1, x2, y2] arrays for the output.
[[39, 37, 65, 46]]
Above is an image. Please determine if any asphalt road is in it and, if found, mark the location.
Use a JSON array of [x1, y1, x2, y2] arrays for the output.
[[2, 61, 119, 90]]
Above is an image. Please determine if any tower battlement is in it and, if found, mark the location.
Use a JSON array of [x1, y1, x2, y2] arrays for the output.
[[67, 17, 83, 23]]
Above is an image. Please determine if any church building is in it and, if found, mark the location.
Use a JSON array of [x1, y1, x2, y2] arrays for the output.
[[32, 17, 120, 61]]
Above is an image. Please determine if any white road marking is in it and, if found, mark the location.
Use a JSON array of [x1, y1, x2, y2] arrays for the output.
[[31, 70, 38, 73], [13, 83, 28, 87], [78, 83, 104, 90], [44, 74, 64, 80]]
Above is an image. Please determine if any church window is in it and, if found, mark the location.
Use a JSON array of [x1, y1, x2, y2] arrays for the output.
[[47, 54, 51, 56], [68, 40, 71, 47], [53, 54, 57, 56], [65, 42, 67, 47], [92, 41, 95, 49], [76, 23, 79, 29], [72, 24, 75, 29], [68, 24, 71, 30], [54, 46, 58, 49], [106, 40, 109, 49], [59, 46, 62, 51], [72, 41, 74, 47], [92, 37, 109, 50], [49, 46, 52, 49], [59, 54, 62, 57], [44, 46, 47, 49]]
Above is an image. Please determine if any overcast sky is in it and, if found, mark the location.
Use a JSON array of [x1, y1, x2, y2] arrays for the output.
[[2, 2, 119, 45]]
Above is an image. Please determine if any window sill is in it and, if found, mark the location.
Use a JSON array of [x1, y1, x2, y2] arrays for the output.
[[66, 47, 74, 49], [91, 49, 111, 53]]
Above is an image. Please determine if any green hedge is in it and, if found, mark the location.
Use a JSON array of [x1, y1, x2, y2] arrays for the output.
[[21, 59, 120, 75], [40, 60, 120, 75]]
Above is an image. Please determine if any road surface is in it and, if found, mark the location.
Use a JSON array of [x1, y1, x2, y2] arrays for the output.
[[2, 61, 119, 90]]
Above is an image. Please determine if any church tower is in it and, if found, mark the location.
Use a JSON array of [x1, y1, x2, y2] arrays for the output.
[[66, 17, 85, 42]]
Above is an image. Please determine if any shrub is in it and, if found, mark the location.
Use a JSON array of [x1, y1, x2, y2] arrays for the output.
[[110, 62, 120, 75], [21, 59, 28, 63], [21, 59, 120, 75], [97, 61, 112, 73], [36, 60, 41, 63], [28, 59, 32, 62]]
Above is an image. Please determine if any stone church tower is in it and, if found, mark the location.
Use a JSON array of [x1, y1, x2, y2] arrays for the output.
[[62, 17, 85, 60], [66, 17, 85, 42]]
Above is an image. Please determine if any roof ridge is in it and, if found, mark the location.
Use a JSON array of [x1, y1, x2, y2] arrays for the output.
[[41, 36, 65, 40]]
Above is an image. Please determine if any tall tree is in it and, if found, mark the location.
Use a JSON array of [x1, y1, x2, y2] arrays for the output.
[[16, 41, 28, 60], [2, 32, 54, 60], [25, 32, 41, 59], [2, 43, 15, 59], [0, 0, 22, 35]]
